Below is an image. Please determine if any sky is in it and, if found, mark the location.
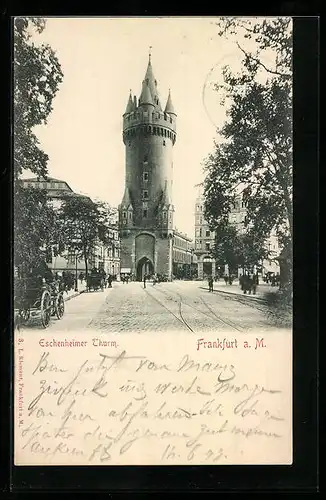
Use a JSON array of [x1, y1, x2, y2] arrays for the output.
[[25, 17, 276, 238]]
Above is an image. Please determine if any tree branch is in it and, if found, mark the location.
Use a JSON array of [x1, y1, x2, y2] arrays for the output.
[[236, 42, 291, 79]]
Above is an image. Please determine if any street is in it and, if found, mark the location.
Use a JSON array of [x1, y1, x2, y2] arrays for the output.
[[20, 280, 290, 334]]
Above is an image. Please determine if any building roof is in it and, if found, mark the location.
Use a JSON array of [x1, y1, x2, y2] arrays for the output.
[[164, 90, 176, 115], [174, 229, 193, 242], [141, 55, 162, 111], [139, 80, 154, 106], [21, 176, 74, 192], [160, 181, 172, 208], [120, 187, 133, 209], [124, 92, 135, 114]]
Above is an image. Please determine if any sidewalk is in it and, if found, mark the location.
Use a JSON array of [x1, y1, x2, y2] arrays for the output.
[[198, 280, 277, 302], [62, 280, 87, 302]]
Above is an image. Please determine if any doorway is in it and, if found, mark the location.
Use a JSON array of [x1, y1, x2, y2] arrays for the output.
[[136, 257, 154, 281], [203, 261, 212, 277]]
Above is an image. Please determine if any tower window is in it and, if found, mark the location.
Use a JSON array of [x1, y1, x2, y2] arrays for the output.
[[163, 140, 166, 146], [205, 242, 210, 250], [164, 113, 167, 120], [163, 211, 167, 219], [206, 230, 210, 237], [143, 172, 148, 181], [143, 190, 148, 199], [144, 155, 148, 162], [143, 209, 148, 218], [128, 212, 132, 219], [122, 212, 127, 219]]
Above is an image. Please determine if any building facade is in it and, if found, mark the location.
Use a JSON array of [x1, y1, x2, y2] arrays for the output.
[[172, 230, 194, 278], [94, 225, 120, 278], [194, 191, 220, 279], [119, 54, 178, 281], [21, 177, 120, 276], [194, 187, 280, 278]]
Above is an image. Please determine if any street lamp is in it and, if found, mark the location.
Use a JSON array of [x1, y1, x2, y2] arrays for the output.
[[75, 252, 78, 292], [71, 241, 79, 292]]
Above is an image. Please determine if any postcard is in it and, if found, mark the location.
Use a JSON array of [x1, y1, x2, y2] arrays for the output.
[[13, 16, 293, 466]]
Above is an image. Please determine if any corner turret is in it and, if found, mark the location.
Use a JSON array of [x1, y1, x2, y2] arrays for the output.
[[165, 90, 176, 116], [119, 187, 134, 227], [124, 91, 134, 115]]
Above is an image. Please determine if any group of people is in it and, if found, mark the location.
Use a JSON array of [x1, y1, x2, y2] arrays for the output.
[[223, 275, 235, 285], [89, 267, 113, 288], [143, 273, 163, 288], [239, 273, 259, 295], [121, 274, 130, 284], [206, 272, 260, 295], [263, 272, 280, 287]]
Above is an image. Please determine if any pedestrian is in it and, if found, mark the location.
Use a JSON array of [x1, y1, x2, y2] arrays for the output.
[[108, 274, 112, 288], [208, 276, 214, 292], [252, 273, 258, 295], [122, 275, 125, 284], [152, 274, 157, 286], [143, 274, 147, 289], [224, 274, 228, 285], [125, 275, 129, 284], [228, 275, 233, 285]]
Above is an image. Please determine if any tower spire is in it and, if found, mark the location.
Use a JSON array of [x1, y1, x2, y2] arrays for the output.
[[124, 90, 134, 114], [142, 49, 161, 111], [165, 89, 176, 116]]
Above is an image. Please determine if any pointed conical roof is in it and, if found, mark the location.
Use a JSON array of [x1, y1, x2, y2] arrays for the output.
[[165, 90, 176, 115], [124, 92, 134, 114], [161, 181, 172, 208], [140, 54, 162, 110], [120, 187, 133, 209], [139, 80, 154, 106], [144, 57, 157, 99]]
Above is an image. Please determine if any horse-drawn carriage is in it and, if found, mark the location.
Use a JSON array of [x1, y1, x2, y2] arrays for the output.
[[14, 275, 65, 329], [86, 270, 105, 292]]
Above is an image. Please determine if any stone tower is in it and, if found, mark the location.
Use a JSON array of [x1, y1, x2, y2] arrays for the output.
[[119, 53, 177, 281]]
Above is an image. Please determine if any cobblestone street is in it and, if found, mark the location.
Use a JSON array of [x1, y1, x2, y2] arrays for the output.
[[21, 280, 291, 334]]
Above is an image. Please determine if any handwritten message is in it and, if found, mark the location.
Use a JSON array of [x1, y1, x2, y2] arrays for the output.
[[14, 330, 292, 465]]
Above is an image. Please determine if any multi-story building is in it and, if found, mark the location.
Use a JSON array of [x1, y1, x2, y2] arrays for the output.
[[119, 53, 191, 281], [194, 190, 220, 279], [172, 230, 194, 278], [21, 176, 75, 208], [20, 176, 120, 276], [94, 225, 120, 278], [194, 187, 280, 278]]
